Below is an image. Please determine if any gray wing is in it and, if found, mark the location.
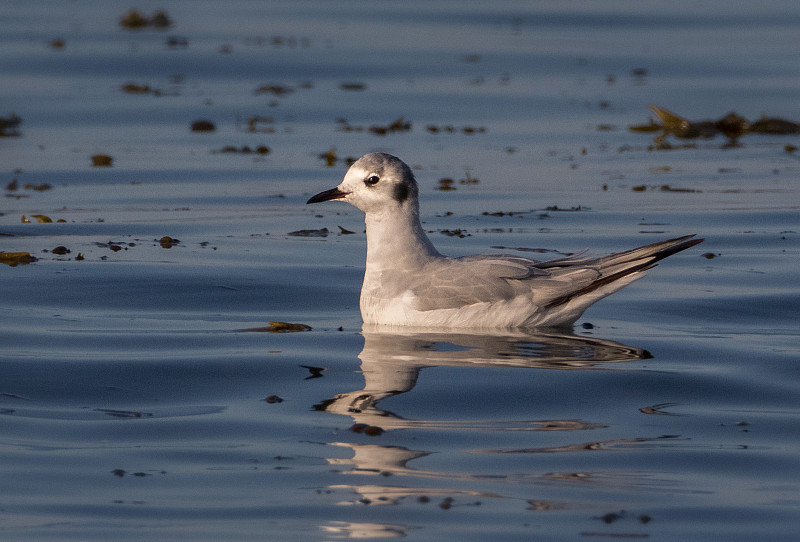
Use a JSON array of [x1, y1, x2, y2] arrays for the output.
[[403, 235, 702, 313], [406, 254, 598, 311]]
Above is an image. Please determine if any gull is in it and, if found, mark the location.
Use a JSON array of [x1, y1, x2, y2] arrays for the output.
[[307, 153, 702, 328]]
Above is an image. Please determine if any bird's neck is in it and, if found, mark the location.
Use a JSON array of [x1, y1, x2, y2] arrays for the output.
[[364, 204, 440, 270]]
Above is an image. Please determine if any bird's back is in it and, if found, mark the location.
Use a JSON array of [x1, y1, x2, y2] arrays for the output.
[[361, 235, 702, 328]]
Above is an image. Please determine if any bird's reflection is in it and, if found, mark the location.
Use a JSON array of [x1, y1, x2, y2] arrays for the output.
[[315, 325, 650, 430], [315, 326, 655, 518]]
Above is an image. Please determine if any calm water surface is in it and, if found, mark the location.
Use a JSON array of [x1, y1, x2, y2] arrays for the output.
[[2, 1, 799, 540]]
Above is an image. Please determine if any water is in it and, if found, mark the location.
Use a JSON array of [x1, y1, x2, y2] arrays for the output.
[[2, 1, 799, 540]]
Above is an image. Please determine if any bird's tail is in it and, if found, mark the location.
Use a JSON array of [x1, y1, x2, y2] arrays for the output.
[[541, 234, 703, 310]]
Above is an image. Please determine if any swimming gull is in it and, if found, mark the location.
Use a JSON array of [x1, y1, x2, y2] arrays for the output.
[[307, 152, 702, 328]]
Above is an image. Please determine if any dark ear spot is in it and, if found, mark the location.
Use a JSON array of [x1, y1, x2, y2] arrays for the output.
[[393, 181, 410, 203]]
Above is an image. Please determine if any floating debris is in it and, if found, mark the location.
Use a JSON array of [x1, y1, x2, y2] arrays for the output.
[[544, 205, 586, 212], [592, 509, 652, 526], [334, 118, 363, 133], [439, 229, 470, 238], [320, 148, 338, 166], [0, 252, 37, 266], [268, 321, 312, 332], [191, 120, 215, 132], [24, 183, 52, 191], [333, 117, 412, 135], [254, 84, 294, 96], [241, 321, 313, 333], [628, 118, 662, 133], [91, 154, 113, 167], [119, 9, 173, 30], [649, 105, 716, 139], [50, 246, 70, 255], [264, 395, 284, 404], [158, 236, 180, 248], [287, 228, 329, 237], [0, 114, 21, 137], [425, 124, 488, 135], [212, 145, 270, 155], [750, 116, 800, 135], [630, 105, 800, 147], [318, 148, 360, 167], [436, 178, 456, 191], [120, 82, 151, 94], [21, 214, 52, 223], [119, 9, 149, 29], [632, 185, 701, 193], [339, 82, 367, 91], [49, 38, 65, 50], [243, 35, 311, 48], [369, 116, 411, 136], [95, 240, 133, 252]]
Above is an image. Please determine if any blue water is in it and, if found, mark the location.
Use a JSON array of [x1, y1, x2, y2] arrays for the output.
[[2, 1, 799, 540]]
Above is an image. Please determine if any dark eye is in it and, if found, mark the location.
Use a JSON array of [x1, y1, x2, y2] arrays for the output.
[[364, 175, 380, 186]]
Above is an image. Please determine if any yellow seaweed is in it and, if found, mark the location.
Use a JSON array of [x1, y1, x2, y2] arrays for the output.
[[0, 252, 37, 266], [240, 321, 313, 333], [21, 214, 52, 223]]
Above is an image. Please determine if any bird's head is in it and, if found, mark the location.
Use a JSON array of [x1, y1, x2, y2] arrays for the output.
[[307, 152, 418, 214]]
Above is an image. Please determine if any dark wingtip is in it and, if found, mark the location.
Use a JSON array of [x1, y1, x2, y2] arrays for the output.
[[649, 235, 704, 263]]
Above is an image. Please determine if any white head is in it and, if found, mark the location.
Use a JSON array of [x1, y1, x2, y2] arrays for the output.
[[307, 153, 418, 214]]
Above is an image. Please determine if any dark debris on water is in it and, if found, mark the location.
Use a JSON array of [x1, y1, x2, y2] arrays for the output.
[[630, 105, 800, 149]]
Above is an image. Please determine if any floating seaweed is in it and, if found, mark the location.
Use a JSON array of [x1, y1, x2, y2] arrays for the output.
[[96, 240, 135, 252], [425, 124, 487, 135], [240, 321, 312, 333], [0, 252, 37, 266], [191, 120, 216, 132], [339, 82, 367, 91], [212, 145, 270, 155], [317, 148, 357, 167], [120, 82, 151, 94], [630, 105, 800, 148], [91, 154, 113, 167], [436, 178, 456, 191], [287, 228, 329, 237], [159, 236, 180, 248], [254, 84, 295, 96], [119, 9, 173, 30], [369, 116, 411, 136], [21, 214, 53, 223], [0, 114, 21, 137]]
